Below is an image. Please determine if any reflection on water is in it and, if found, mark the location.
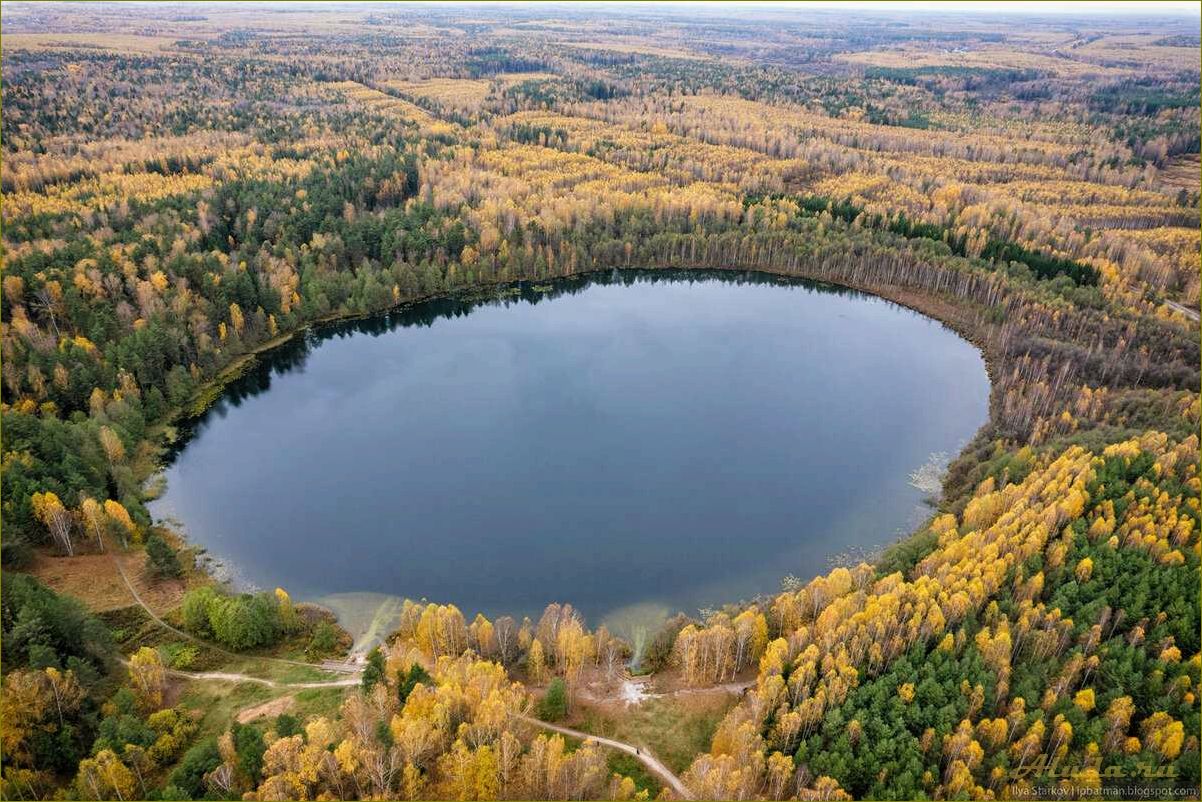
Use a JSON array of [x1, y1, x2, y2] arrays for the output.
[[165, 271, 838, 455], [151, 268, 990, 628]]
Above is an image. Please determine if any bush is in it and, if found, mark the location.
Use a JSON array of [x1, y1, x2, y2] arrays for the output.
[[362, 647, 386, 691], [538, 677, 568, 721], [28, 643, 61, 670], [1, 534, 34, 569], [179, 586, 283, 651], [306, 620, 339, 658], [144, 534, 183, 579], [180, 586, 218, 637], [159, 642, 199, 669], [275, 713, 301, 738], [232, 722, 266, 783]]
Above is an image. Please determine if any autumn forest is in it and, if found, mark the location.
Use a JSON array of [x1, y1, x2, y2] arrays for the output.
[[0, 3, 1199, 801]]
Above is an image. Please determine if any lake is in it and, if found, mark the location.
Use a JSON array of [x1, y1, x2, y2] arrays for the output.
[[150, 269, 990, 633]]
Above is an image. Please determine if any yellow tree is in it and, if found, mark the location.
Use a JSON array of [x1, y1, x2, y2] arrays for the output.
[[527, 639, 547, 685], [1103, 696, 1135, 752], [275, 588, 299, 633], [31, 491, 73, 555], [555, 618, 592, 686], [98, 425, 126, 464], [1, 680, 41, 766], [229, 302, 245, 334], [766, 751, 794, 800], [79, 497, 105, 550], [1141, 712, 1185, 760], [471, 613, 496, 658], [128, 647, 166, 712], [76, 750, 135, 802], [732, 608, 769, 673], [1074, 557, 1094, 582], [104, 499, 138, 546], [415, 603, 468, 659]]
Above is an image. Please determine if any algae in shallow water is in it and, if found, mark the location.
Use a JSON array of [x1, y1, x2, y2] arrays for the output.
[[314, 592, 406, 655]]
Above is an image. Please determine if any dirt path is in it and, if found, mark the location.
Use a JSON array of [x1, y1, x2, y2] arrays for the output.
[[514, 714, 695, 800], [164, 667, 360, 689], [673, 680, 752, 697]]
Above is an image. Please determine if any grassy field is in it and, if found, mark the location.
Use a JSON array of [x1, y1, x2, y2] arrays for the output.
[[173, 676, 351, 744], [570, 693, 736, 775], [176, 679, 279, 742]]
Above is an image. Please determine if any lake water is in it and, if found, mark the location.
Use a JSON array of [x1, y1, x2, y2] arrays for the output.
[[150, 270, 989, 631]]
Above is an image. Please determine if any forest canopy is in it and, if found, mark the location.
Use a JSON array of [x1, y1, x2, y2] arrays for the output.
[[0, 3, 1198, 800]]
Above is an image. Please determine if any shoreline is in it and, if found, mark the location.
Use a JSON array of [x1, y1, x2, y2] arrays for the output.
[[141, 263, 1002, 636]]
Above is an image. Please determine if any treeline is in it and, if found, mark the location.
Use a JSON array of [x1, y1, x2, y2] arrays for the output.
[[5, 163, 1197, 562], [753, 192, 1102, 286]]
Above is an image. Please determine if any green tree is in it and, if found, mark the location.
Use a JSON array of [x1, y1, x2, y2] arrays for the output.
[[208, 594, 279, 651], [362, 647, 386, 691], [306, 620, 339, 658], [167, 738, 221, 798], [180, 586, 218, 637], [538, 677, 568, 722], [232, 722, 266, 784], [0, 574, 112, 672], [398, 663, 432, 704], [144, 534, 182, 580]]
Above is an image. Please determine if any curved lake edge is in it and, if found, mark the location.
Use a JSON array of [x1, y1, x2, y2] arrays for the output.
[[147, 264, 998, 629], [161, 265, 998, 446]]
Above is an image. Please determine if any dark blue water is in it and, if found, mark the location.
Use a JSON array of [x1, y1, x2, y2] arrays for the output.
[[150, 270, 989, 624]]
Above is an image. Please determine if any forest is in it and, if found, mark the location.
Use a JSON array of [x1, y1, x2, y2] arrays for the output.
[[0, 3, 1199, 800]]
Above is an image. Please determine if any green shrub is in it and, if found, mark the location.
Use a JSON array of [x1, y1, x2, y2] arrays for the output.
[[275, 713, 301, 738], [179, 586, 283, 651], [168, 738, 220, 798], [306, 620, 339, 658], [538, 677, 568, 722], [145, 534, 183, 579], [180, 586, 218, 637], [159, 642, 199, 669], [362, 647, 386, 691]]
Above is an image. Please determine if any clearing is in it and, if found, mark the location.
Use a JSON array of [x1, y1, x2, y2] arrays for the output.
[[27, 547, 187, 613]]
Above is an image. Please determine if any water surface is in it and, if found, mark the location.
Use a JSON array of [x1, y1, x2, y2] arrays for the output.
[[151, 270, 989, 626]]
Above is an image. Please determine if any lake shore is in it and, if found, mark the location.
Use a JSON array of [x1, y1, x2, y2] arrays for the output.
[[23, 261, 1010, 657], [146, 266, 993, 628]]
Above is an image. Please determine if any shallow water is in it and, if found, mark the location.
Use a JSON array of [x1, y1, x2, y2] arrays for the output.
[[151, 269, 990, 626]]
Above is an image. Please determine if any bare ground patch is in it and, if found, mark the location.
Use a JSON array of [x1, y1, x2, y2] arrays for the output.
[[237, 694, 296, 724], [25, 548, 187, 613]]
